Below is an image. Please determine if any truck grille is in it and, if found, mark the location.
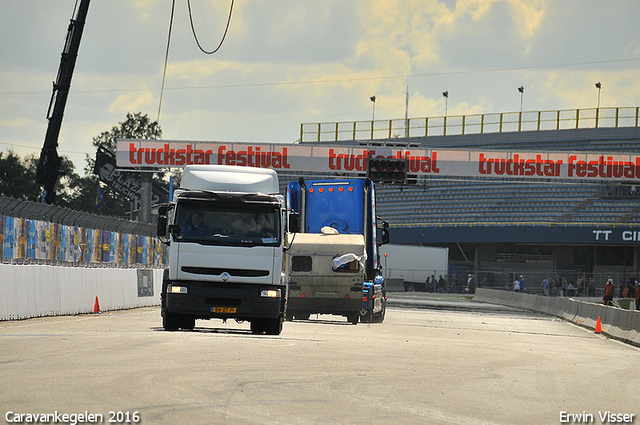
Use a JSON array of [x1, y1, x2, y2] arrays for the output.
[[181, 266, 269, 277]]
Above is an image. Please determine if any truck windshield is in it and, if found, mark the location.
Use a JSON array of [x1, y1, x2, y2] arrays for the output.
[[174, 202, 280, 246]]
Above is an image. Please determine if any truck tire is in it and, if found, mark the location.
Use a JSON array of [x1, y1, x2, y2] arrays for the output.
[[371, 302, 386, 323], [181, 316, 196, 330], [265, 317, 283, 335], [162, 312, 180, 331], [371, 305, 387, 323], [251, 318, 283, 335], [347, 313, 359, 325]]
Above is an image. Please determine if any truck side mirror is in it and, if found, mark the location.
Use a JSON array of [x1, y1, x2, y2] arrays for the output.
[[288, 212, 300, 233], [157, 204, 169, 237]]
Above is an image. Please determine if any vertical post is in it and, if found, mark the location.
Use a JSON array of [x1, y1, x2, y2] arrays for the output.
[[499, 113, 503, 132], [317, 123, 321, 142], [518, 112, 522, 131], [388, 119, 392, 139], [425, 117, 429, 137], [335, 122, 339, 142], [140, 172, 152, 224], [576, 109, 580, 129], [615, 107, 619, 127], [557, 110, 561, 130], [462, 115, 466, 135], [480, 114, 484, 134], [595, 108, 599, 128], [353, 122, 357, 140], [537, 111, 542, 131], [443, 116, 447, 136]]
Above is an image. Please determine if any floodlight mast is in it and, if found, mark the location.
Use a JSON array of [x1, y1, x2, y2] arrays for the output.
[[35, 0, 91, 204]]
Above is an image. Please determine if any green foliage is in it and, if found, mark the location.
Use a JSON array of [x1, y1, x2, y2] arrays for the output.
[[85, 112, 163, 217], [87, 112, 161, 171], [0, 151, 42, 202]]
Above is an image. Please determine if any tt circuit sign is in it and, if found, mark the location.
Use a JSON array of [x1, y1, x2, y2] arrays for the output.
[[117, 139, 640, 182]]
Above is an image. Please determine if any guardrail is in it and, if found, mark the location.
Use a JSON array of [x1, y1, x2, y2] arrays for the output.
[[473, 288, 640, 347], [300, 106, 640, 143]]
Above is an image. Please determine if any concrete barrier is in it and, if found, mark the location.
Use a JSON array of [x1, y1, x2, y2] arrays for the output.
[[473, 288, 640, 347], [0, 264, 163, 321]]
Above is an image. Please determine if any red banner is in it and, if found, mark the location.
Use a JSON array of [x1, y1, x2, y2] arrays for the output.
[[116, 139, 640, 182]]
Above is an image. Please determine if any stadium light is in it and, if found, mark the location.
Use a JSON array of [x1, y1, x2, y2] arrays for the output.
[[518, 86, 524, 113], [595, 82, 601, 109], [370, 95, 376, 122], [442, 91, 448, 117]]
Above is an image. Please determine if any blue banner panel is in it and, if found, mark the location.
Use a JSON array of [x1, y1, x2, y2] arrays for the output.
[[394, 224, 640, 245]]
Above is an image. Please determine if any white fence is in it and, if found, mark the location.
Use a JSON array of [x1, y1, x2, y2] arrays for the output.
[[0, 264, 163, 320]]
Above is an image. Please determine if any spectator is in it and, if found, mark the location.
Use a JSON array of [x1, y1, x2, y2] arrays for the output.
[[513, 278, 521, 292], [541, 277, 550, 296], [449, 274, 458, 294], [588, 277, 596, 297], [437, 275, 447, 293], [466, 274, 476, 294], [604, 278, 615, 306], [519, 275, 525, 292], [560, 277, 567, 297], [635, 281, 640, 311], [627, 278, 635, 299]]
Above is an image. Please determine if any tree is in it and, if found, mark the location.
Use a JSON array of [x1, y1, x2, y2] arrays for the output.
[[88, 112, 161, 169], [86, 112, 165, 218], [0, 151, 41, 201]]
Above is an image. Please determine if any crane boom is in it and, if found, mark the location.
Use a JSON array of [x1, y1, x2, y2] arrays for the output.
[[36, 0, 90, 204]]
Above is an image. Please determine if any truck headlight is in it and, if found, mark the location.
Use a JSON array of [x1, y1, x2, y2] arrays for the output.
[[168, 285, 188, 294], [261, 289, 281, 298]]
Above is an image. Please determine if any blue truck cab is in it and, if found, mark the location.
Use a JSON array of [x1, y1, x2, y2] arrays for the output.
[[286, 178, 388, 323]]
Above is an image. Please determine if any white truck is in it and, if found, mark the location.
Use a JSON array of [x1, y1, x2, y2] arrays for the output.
[[157, 165, 287, 335]]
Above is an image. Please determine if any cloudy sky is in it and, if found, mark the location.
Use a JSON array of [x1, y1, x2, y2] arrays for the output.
[[2, 0, 640, 171]]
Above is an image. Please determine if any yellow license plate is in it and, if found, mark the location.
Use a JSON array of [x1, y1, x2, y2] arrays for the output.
[[211, 307, 237, 314]]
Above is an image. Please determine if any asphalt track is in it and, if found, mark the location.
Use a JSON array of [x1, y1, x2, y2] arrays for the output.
[[1, 294, 639, 425]]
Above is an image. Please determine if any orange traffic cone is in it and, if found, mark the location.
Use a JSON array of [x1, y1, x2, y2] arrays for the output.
[[93, 296, 101, 314], [594, 316, 601, 334]]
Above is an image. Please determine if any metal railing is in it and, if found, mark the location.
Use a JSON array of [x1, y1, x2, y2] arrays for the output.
[[0, 195, 155, 236], [300, 106, 640, 143], [0, 195, 165, 267]]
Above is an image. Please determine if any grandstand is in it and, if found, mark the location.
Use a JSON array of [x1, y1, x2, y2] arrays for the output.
[[296, 117, 640, 292]]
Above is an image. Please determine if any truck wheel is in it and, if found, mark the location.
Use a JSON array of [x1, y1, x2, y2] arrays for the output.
[[162, 312, 180, 331], [371, 298, 387, 323], [371, 303, 386, 323], [347, 314, 359, 325], [285, 312, 294, 322], [294, 313, 310, 321], [265, 317, 283, 335], [359, 308, 373, 323], [250, 320, 265, 334], [181, 316, 196, 330]]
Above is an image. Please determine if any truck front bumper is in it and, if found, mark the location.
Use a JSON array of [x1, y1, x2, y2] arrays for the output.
[[163, 281, 286, 321]]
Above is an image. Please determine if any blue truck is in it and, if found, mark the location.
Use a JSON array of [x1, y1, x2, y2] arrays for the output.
[[285, 178, 389, 323]]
